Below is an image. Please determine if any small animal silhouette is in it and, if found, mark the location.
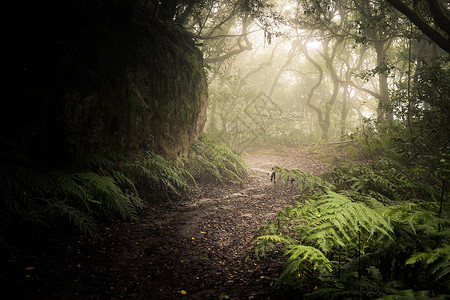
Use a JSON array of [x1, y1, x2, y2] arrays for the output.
[[270, 167, 276, 182]]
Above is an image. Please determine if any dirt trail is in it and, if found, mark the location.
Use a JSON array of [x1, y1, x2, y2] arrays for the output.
[[13, 146, 328, 300]]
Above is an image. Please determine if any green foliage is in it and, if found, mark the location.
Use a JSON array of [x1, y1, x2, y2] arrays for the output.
[[405, 245, 450, 281], [356, 118, 394, 159], [272, 166, 332, 194], [0, 150, 195, 259], [251, 191, 392, 285], [342, 145, 358, 160], [250, 154, 449, 298], [125, 151, 196, 195], [186, 135, 247, 182], [391, 58, 450, 157], [378, 289, 449, 300]]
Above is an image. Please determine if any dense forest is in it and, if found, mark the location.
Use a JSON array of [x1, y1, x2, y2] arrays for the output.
[[2, 0, 449, 299]]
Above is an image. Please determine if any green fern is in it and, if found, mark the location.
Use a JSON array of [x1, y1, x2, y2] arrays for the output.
[[125, 151, 196, 195], [313, 192, 393, 243], [251, 155, 449, 297], [283, 244, 332, 274], [45, 198, 98, 239], [306, 266, 400, 299], [257, 234, 294, 245], [383, 202, 449, 236], [0, 149, 203, 260], [377, 289, 449, 299], [72, 171, 143, 221], [186, 135, 247, 182], [272, 166, 333, 194], [0, 151, 147, 257], [406, 245, 450, 280], [250, 190, 393, 287], [331, 159, 442, 204]]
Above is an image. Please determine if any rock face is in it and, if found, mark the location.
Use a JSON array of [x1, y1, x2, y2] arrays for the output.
[[60, 21, 208, 163], [4, 1, 207, 164]]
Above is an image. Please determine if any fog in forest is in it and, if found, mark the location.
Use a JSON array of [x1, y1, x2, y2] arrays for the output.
[[186, 0, 448, 149], [3, 1, 449, 298]]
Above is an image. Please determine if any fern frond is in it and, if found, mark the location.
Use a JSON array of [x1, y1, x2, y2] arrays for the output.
[[186, 136, 247, 182], [126, 151, 195, 195], [109, 169, 139, 195], [306, 191, 393, 253], [283, 244, 332, 276], [250, 153, 449, 296], [109, 192, 142, 221], [383, 202, 447, 236], [406, 245, 450, 280], [273, 166, 333, 193], [45, 198, 98, 239]]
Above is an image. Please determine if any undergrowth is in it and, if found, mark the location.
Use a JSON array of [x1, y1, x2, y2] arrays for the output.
[[0, 151, 194, 260], [185, 135, 247, 182], [249, 153, 449, 299], [0, 137, 247, 263]]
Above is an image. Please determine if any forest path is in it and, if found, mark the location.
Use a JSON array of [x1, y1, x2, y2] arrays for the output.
[[16, 146, 332, 300]]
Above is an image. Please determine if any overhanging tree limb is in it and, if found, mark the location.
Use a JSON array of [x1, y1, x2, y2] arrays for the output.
[[205, 0, 240, 39], [204, 13, 253, 64], [385, 0, 450, 53], [426, 0, 450, 34]]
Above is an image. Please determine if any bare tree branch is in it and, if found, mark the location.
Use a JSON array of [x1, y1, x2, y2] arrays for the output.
[[205, 1, 240, 39], [245, 39, 283, 78], [204, 13, 253, 64], [268, 43, 297, 97], [302, 42, 324, 124]]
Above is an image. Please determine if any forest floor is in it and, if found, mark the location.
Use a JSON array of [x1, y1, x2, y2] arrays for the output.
[[8, 144, 356, 299]]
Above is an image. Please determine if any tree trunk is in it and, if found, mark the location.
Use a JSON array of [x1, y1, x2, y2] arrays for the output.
[[374, 41, 394, 126], [341, 84, 350, 139]]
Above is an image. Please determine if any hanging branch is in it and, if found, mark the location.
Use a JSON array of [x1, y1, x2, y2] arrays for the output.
[[203, 13, 253, 64], [385, 0, 450, 53]]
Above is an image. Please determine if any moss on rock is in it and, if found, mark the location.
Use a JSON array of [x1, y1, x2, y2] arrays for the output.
[[3, 1, 207, 165]]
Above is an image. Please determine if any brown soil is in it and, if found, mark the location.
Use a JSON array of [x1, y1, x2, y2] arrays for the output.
[[7, 146, 333, 299]]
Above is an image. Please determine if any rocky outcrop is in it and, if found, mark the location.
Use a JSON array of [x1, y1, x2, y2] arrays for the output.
[[4, 1, 207, 164]]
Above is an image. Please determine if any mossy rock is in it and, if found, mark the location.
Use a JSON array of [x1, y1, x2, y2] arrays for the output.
[[4, 1, 207, 165]]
